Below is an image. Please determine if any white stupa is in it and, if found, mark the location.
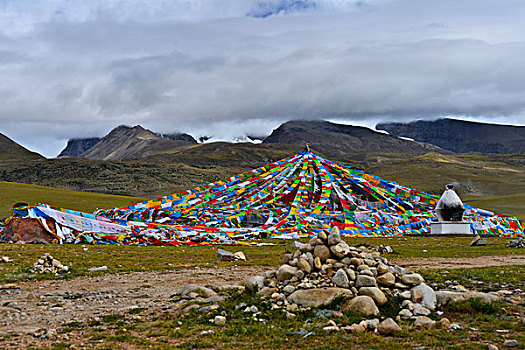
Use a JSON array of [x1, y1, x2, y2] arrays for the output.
[[431, 184, 472, 235]]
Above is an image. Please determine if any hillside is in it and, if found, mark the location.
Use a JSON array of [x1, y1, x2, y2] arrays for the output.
[[0, 181, 144, 218], [376, 118, 525, 154], [0, 133, 44, 161], [80, 125, 194, 161], [263, 120, 446, 160], [58, 137, 100, 158]]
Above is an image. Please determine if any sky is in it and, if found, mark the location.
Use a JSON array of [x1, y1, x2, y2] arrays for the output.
[[0, 0, 524, 157]]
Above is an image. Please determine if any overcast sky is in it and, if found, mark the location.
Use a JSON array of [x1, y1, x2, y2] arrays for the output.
[[1, 0, 524, 157]]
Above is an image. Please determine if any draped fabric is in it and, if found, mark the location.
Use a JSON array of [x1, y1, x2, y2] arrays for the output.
[[15, 150, 524, 245]]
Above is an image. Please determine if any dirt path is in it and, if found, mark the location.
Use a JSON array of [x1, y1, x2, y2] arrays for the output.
[[392, 254, 525, 270], [0, 265, 271, 336]]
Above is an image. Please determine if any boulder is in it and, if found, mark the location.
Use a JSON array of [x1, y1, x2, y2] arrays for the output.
[[411, 288, 423, 303], [376, 272, 395, 286], [330, 242, 351, 258], [217, 248, 234, 261], [287, 287, 352, 307], [245, 276, 265, 293], [412, 283, 437, 311], [327, 226, 342, 245], [400, 273, 424, 286], [297, 258, 312, 274], [341, 296, 379, 316], [414, 316, 435, 329], [435, 291, 501, 306], [359, 287, 387, 305], [413, 304, 431, 316], [175, 285, 217, 298], [377, 318, 401, 335], [332, 269, 350, 288], [314, 245, 332, 262], [277, 265, 298, 281], [355, 275, 377, 288]]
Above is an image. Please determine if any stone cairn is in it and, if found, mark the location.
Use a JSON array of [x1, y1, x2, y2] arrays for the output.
[[31, 253, 70, 275], [246, 227, 449, 333]]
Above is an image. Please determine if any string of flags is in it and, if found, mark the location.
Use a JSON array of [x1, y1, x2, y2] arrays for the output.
[[5, 150, 524, 245]]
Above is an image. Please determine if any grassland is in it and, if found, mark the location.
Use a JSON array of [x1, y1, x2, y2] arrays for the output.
[[0, 237, 522, 350], [0, 181, 144, 218], [466, 193, 525, 220], [0, 237, 521, 283]]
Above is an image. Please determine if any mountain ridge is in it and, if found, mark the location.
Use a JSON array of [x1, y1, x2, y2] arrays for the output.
[[79, 125, 195, 161], [263, 120, 447, 160], [376, 118, 525, 154], [0, 133, 44, 161]]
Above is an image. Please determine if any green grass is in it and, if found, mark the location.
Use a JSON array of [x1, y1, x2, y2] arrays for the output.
[[44, 285, 524, 349], [466, 193, 525, 220], [344, 236, 523, 258], [0, 237, 521, 283], [0, 235, 523, 349], [420, 265, 525, 292], [0, 181, 144, 218]]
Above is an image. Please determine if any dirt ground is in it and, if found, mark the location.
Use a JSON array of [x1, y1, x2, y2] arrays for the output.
[[391, 254, 525, 270], [0, 255, 523, 348]]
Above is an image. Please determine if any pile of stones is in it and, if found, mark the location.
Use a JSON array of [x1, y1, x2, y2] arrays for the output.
[[31, 253, 70, 275], [246, 227, 446, 331], [506, 238, 525, 248]]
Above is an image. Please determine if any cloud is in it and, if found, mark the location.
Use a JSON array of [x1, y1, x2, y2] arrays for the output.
[[0, 0, 524, 157]]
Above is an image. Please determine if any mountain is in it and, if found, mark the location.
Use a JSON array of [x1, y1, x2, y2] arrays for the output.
[[263, 120, 445, 160], [158, 133, 197, 144], [80, 125, 195, 161], [58, 137, 100, 158], [0, 133, 44, 161], [376, 118, 525, 154]]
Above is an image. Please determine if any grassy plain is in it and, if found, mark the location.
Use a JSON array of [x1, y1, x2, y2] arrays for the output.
[[0, 237, 522, 282], [0, 181, 144, 218], [0, 237, 522, 350]]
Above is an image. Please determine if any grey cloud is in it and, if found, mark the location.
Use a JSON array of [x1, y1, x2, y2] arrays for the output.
[[0, 0, 524, 157]]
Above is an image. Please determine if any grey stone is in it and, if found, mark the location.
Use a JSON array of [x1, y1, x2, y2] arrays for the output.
[[245, 276, 265, 293], [359, 287, 387, 305], [414, 316, 435, 329], [342, 296, 379, 316], [287, 287, 352, 307], [327, 226, 342, 246], [413, 304, 431, 316], [377, 318, 401, 335], [216, 248, 234, 261], [400, 273, 424, 286], [332, 270, 350, 288], [376, 263, 389, 274], [176, 285, 217, 298], [297, 258, 312, 274], [283, 285, 296, 294], [365, 318, 380, 330], [503, 340, 518, 348], [376, 272, 395, 286], [345, 268, 356, 281], [277, 265, 299, 281], [435, 291, 501, 306], [257, 287, 274, 296], [355, 275, 377, 288], [398, 309, 413, 318], [314, 245, 331, 262], [412, 283, 437, 311], [331, 242, 351, 258]]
